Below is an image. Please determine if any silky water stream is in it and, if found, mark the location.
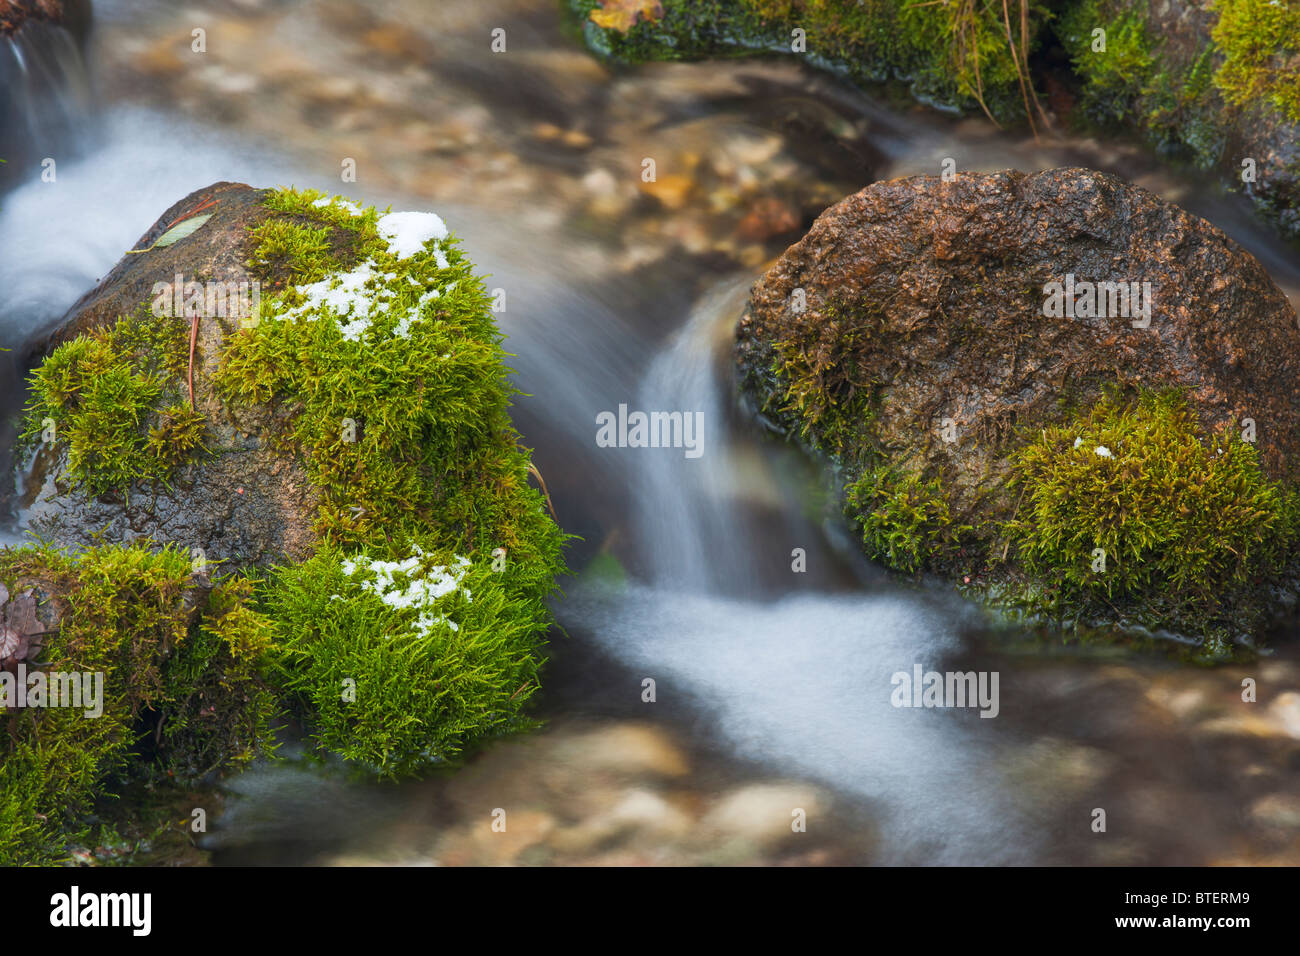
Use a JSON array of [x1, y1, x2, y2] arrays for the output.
[[1, 0, 1299, 865]]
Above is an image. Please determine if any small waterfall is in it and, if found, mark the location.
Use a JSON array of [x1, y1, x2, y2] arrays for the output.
[[564, 283, 1033, 864], [634, 278, 757, 593], [0, 1, 93, 182]]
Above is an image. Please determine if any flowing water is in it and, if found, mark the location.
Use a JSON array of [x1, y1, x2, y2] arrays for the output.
[[3, 0, 1300, 865]]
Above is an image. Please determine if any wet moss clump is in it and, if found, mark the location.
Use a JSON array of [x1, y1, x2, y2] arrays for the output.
[[220, 188, 568, 773], [20, 307, 206, 496], [0, 543, 278, 864], [846, 466, 969, 574], [570, 0, 1049, 121], [267, 547, 547, 777], [1004, 390, 1300, 644], [1212, 0, 1300, 125]]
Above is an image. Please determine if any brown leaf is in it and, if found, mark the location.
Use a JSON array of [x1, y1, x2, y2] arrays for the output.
[[589, 0, 663, 34], [3, 590, 42, 635]]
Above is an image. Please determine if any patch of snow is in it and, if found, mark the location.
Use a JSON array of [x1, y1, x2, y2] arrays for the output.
[[340, 549, 472, 637], [1094, 446, 1113, 458], [312, 196, 364, 217], [378, 211, 448, 260]]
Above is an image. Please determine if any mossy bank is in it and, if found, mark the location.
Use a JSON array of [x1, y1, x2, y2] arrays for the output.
[[2, 185, 568, 862], [569, 0, 1300, 241]]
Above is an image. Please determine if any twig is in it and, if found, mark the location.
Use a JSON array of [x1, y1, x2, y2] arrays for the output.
[[527, 462, 557, 520], [188, 313, 199, 409]]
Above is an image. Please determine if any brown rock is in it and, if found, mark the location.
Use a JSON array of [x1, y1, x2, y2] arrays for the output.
[[19, 182, 322, 568], [736, 168, 1300, 531], [0, 0, 66, 37]]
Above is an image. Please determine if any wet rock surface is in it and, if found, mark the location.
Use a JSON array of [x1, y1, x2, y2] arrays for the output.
[[736, 167, 1300, 527], [0, 0, 84, 38], [18, 181, 320, 568]]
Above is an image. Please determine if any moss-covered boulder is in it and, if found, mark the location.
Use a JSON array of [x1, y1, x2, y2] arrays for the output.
[[570, 0, 1300, 240], [1056, 0, 1300, 241], [3, 183, 569, 860], [737, 167, 1300, 650], [0, 542, 278, 864]]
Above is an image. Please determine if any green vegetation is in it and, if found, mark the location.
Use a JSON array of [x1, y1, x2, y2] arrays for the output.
[[3, 188, 570, 860], [267, 547, 546, 777], [0, 542, 277, 864], [21, 307, 204, 495], [221, 188, 567, 774], [1005, 390, 1298, 635], [1213, 0, 1300, 124], [571, 0, 1051, 122], [1056, 0, 1152, 126], [762, 300, 884, 465], [846, 465, 968, 574]]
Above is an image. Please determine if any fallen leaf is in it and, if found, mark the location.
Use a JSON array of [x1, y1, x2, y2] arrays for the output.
[[590, 0, 663, 34], [152, 213, 215, 248]]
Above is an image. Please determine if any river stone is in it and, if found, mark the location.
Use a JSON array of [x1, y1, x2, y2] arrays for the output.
[[0, 0, 87, 38], [1128, 0, 1300, 241], [735, 167, 1300, 529], [18, 181, 320, 568]]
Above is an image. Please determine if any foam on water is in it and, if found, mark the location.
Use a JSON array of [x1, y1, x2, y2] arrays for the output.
[[0, 107, 301, 344], [568, 583, 1029, 864]]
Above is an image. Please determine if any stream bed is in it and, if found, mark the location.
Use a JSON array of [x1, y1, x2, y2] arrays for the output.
[[2, 0, 1300, 866]]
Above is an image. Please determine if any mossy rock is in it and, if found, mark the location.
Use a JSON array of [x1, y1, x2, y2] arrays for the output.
[[4, 183, 571, 858], [18, 182, 566, 578], [0, 542, 278, 864], [570, 0, 1300, 241], [569, 0, 1049, 121], [18, 183, 321, 566], [737, 168, 1300, 649]]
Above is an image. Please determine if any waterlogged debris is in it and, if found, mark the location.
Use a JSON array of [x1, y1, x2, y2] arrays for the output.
[[589, 0, 663, 34]]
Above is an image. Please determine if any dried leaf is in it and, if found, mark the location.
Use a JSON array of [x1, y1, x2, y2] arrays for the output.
[[3, 591, 41, 634], [152, 213, 214, 248], [590, 0, 663, 34]]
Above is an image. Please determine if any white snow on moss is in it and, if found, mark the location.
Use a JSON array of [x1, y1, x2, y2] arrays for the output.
[[340, 548, 473, 637], [378, 211, 449, 260], [312, 196, 364, 217]]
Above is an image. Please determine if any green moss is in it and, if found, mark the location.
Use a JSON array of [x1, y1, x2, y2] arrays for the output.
[[846, 465, 969, 574], [21, 307, 205, 496], [1057, 0, 1153, 125], [266, 546, 546, 777], [762, 299, 885, 464], [1213, 0, 1300, 124], [5, 187, 571, 854], [1004, 390, 1299, 635], [0, 542, 277, 864], [570, 0, 1051, 121], [220, 187, 569, 774], [219, 188, 567, 584]]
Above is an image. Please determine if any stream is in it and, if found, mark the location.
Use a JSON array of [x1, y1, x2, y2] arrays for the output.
[[3, 0, 1300, 866]]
